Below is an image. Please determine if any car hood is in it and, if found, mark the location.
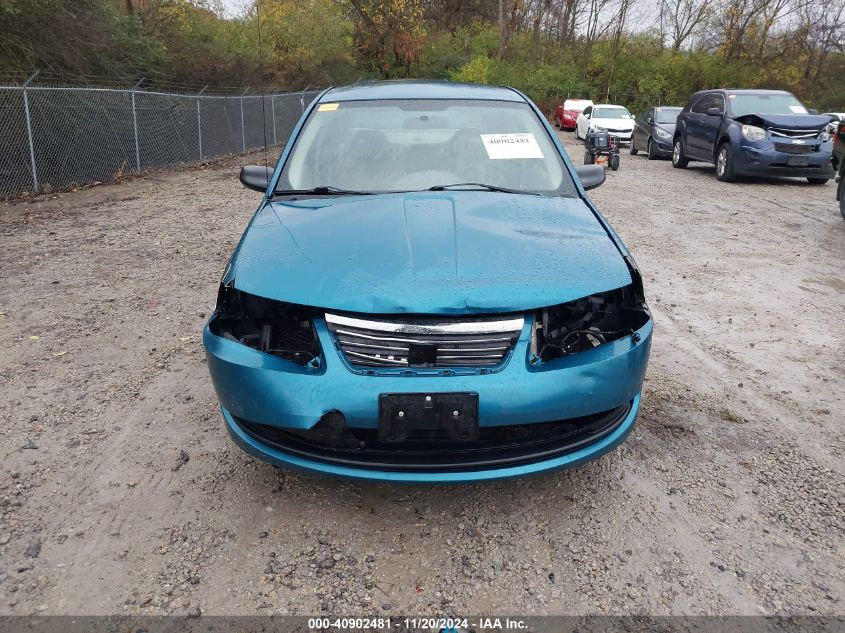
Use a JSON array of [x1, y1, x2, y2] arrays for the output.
[[591, 117, 635, 131], [656, 123, 676, 135], [734, 113, 830, 130], [229, 192, 632, 314]]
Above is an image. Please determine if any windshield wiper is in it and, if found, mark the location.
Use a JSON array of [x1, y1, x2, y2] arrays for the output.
[[427, 182, 540, 195], [272, 186, 373, 197]]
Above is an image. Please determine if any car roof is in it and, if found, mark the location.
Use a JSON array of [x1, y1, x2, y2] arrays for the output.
[[592, 104, 627, 109], [319, 80, 525, 103], [693, 88, 793, 96]]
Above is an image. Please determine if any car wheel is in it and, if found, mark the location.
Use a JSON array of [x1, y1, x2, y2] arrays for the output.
[[583, 150, 595, 165], [629, 142, 638, 155], [671, 138, 688, 169], [715, 143, 736, 182], [647, 138, 658, 160], [609, 154, 620, 171], [806, 177, 828, 185]]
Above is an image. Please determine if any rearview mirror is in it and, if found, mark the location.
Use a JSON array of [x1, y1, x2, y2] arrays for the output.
[[574, 164, 605, 191], [239, 165, 273, 192]]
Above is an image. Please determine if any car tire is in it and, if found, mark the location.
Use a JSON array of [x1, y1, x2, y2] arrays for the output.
[[609, 154, 620, 171], [629, 142, 638, 155], [715, 142, 736, 182], [806, 177, 828, 185], [584, 150, 595, 165], [672, 138, 688, 169], [647, 138, 658, 160]]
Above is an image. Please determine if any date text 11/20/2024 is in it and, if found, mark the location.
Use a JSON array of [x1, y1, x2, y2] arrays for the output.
[[307, 617, 528, 630]]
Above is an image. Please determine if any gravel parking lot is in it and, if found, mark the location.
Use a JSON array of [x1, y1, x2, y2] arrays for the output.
[[0, 130, 843, 617]]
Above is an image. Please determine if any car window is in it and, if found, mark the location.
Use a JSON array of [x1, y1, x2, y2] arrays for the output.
[[278, 99, 576, 196], [592, 107, 632, 119], [691, 94, 724, 115], [639, 109, 651, 122], [654, 107, 681, 124], [582, 106, 592, 117], [727, 93, 808, 117]]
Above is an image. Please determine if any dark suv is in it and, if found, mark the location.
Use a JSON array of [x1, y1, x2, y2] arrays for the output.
[[672, 89, 834, 183]]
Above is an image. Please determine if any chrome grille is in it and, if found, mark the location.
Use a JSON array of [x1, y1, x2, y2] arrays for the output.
[[768, 127, 822, 139], [325, 313, 523, 368]]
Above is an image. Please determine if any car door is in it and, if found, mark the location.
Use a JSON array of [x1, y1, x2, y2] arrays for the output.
[[688, 94, 723, 161], [634, 109, 652, 150], [698, 94, 725, 161], [578, 106, 592, 138]]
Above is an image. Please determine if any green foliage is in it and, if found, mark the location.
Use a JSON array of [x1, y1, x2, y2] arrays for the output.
[[0, 0, 841, 111]]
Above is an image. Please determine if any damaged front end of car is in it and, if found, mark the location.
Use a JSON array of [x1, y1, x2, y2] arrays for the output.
[[204, 271, 652, 482], [530, 274, 649, 365], [209, 284, 322, 368]]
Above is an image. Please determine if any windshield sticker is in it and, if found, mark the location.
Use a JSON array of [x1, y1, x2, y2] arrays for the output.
[[789, 105, 808, 114], [481, 133, 544, 159], [317, 103, 339, 112]]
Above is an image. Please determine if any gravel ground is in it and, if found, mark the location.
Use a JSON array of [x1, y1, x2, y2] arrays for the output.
[[0, 132, 843, 617]]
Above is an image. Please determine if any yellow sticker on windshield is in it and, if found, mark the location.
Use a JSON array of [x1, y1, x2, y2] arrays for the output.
[[318, 103, 339, 112]]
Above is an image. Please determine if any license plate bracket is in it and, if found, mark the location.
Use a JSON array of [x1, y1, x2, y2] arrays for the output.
[[787, 155, 809, 167], [378, 392, 479, 443]]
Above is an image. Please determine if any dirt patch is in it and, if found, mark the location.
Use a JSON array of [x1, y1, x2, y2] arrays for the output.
[[0, 133, 842, 615]]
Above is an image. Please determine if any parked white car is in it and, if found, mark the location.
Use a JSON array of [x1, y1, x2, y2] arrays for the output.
[[576, 104, 636, 144]]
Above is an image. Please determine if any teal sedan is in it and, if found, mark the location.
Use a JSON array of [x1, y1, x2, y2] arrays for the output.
[[203, 81, 652, 482]]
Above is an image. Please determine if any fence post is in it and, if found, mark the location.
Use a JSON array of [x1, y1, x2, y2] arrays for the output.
[[270, 94, 277, 146], [196, 85, 208, 161], [131, 78, 144, 173], [240, 88, 249, 152], [22, 71, 39, 191]]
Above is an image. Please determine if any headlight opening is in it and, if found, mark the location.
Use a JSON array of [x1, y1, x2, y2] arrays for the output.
[[210, 285, 321, 366], [530, 284, 650, 363]]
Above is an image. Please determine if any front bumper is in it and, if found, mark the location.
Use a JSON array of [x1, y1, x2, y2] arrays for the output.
[[204, 313, 652, 481], [561, 113, 578, 129], [222, 395, 641, 482], [599, 130, 632, 144], [651, 136, 673, 155], [735, 141, 834, 178]]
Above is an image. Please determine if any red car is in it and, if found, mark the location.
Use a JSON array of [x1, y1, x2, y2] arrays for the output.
[[554, 99, 594, 131]]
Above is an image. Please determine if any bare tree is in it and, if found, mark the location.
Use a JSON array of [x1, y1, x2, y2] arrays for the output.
[[664, 0, 712, 52]]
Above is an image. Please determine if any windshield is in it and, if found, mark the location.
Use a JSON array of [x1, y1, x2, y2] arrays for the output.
[[278, 99, 575, 196], [654, 107, 681, 124], [592, 107, 632, 119], [728, 93, 808, 117]]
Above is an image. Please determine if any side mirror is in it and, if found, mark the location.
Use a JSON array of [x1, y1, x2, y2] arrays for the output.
[[239, 165, 273, 192], [647, 117, 654, 124], [807, 108, 819, 115], [575, 164, 605, 191], [705, 107, 722, 117]]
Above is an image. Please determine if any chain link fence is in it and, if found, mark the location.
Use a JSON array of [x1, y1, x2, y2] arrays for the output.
[[0, 78, 320, 197]]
